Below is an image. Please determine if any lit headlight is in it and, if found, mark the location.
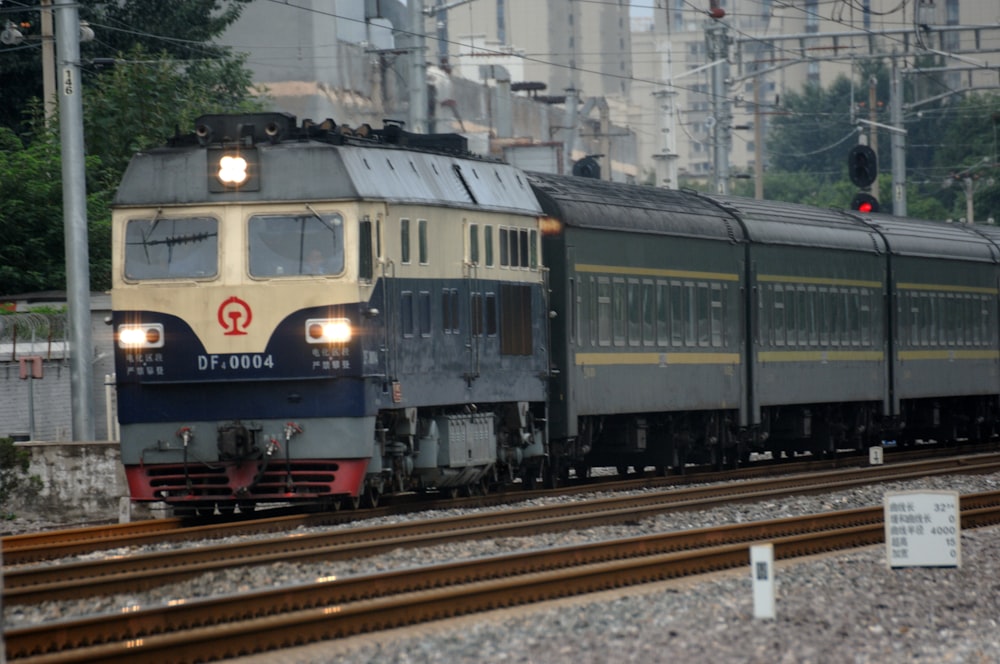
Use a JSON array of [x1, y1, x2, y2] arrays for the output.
[[118, 323, 164, 348], [217, 155, 248, 185], [305, 318, 351, 344]]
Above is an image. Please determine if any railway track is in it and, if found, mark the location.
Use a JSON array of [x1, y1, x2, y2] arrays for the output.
[[5, 454, 1000, 607], [8, 491, 1000, 663], [4, 445, 997, 565]]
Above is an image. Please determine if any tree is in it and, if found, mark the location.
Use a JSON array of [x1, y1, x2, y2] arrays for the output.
[[0, 1, 263, 296], [0, 1, 254, 133], [84, 43, 264, 182], [0, 114, 111, 294]]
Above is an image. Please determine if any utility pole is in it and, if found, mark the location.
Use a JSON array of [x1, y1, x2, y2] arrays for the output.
[[55, 0, 95, 441], [409, 0, 428, 133], [706, 18, 732, 195], [890, 60, 907, 216], [868, 75, 879, 204], [753, 74, 764, 200]]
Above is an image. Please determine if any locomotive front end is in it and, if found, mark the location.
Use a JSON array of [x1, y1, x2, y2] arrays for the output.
[[111, 113, 381, 513]]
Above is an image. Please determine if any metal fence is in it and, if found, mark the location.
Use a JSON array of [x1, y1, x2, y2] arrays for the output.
[[0, 312, 70, 361]]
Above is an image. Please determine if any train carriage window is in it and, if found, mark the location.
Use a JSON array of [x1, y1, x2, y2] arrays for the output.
[[471, 292, 483, 336], [980, 296, 990, 347], [443, 289, 459, 334], [919, 293, 930, 346], [670, 282, 683, 347], [500, 284, 532, 355], [642, 280, 655, 346], [697, 283, 710, 347], [485, 226, 495, 267], [418, 220, 428, 265], [847, 289, 859, 346], [125, 216, 218, 280], [598, 277, 612, 347], [530, 229, 538, 269], [486, 292, 498, 336], [499, 228, 509, 266], [469, 224, 480, 265], [955, 294, 966, 347], [930, 294, 941, 346], [807, 287, 818, 346], [860, 289, 872, 346], [909, 294, 920, 347], [710, 284, 723, 347], [376, 216, 383, 260], [656, 282, 669, 346], [773, 285, 785, 347], [419, 291, 431, 337], [785, 286, 797, 346], [359, 218, 373, 282], [400, 219, 411, 264], [627, 279, 641, 346], [759, 284, 771, 346], [519, 229, 530, 268], [685, 282, 697, 347], [248, 212, 344, 277], [570, 278, 579, 344], [796, 287, 807, 347], [613, 279, 627, 346], [401, 291, 414, 337], [818, 288, 829, 347]]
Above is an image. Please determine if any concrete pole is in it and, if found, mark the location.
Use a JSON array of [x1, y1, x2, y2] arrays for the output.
[[868, 75, 879, 203], [409, 0, 428, 133], [753, 74, 764, 200], [41, 0, 55, 123], [706, 22, 731, 195], [563, 87, 578, 175], [55, 0, 96, 441], [890, 60, 907, 216]]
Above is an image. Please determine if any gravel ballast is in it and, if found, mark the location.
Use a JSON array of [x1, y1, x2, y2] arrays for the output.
[[6, 471, 1000, 663]]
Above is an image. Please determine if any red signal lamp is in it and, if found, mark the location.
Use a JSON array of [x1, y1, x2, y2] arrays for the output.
[[850, 193, 880, 214]]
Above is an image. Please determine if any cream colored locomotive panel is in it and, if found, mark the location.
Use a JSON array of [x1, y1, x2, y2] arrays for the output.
[[113, 202, 378, 355], [382, 204, 543, 284]]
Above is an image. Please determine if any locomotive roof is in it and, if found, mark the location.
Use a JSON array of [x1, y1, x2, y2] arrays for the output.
[[855, 214, 999, 263], [114, 138, 541, 216], [706, 194, 887, 254], [527, 172, 746, 243]]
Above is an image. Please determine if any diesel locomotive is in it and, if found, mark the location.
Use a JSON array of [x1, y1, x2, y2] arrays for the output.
[[111, 112, 1000, 513]]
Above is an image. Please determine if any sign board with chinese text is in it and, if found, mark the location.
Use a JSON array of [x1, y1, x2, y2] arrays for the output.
[[883, 491, 960, 568]]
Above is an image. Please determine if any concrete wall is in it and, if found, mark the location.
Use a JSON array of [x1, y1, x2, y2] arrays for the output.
[[0, 293, 117, 443], [9, 441, 127, 520]]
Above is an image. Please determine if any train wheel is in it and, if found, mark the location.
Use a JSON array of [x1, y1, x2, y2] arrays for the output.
[[365, 485, 381, 508], [617, 465, 629, 477]]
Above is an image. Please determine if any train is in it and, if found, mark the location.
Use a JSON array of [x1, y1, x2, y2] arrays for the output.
[[111, 112, 1000, 514]]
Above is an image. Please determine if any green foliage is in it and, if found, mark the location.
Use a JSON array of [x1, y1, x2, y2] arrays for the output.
[[0, 437, 43, 517], [84, 44, 265, 181], [0, 1, 263, 296], [762, 63, 1000, 221]]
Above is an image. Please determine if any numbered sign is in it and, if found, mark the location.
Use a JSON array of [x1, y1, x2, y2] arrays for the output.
[[883, 491, 961, 568]]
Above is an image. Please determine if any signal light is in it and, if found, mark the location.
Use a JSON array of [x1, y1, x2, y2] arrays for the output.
[[847, 144, 878, 188], [850, 193, 879, 214]]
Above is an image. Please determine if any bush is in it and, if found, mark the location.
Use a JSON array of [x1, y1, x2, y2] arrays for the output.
[[0, 436, 43, 519]]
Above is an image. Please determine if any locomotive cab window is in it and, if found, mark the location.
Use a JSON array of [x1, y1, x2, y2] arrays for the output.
[[124, 216, 219, 280], [248, 212, 344, 277]]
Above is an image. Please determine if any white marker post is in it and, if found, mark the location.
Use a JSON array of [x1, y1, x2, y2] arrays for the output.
[[750, 543, 776, 619], [884, 491, 961, 568]]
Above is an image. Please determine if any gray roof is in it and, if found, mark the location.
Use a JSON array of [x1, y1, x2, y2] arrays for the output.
[[114, 140, 541, 215], [855, 213, 998, 263], [528, 172, 745, 243]]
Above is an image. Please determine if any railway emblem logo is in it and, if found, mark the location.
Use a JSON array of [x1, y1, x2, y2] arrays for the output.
[[217, 296, 252, 336]]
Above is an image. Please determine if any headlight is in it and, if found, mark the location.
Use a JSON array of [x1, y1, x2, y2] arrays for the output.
[[305, 318, 351, 344], [217, 155, 248, 185], [118, 323, 164, 348]]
